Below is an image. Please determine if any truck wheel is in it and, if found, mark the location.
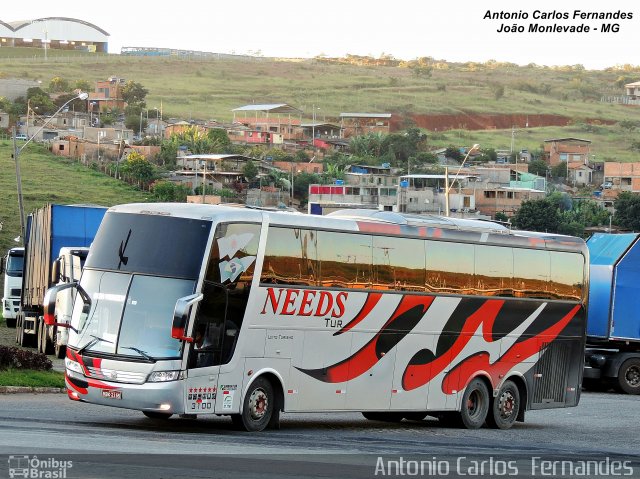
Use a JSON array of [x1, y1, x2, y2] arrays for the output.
[[486, 380, 520, 430], [236, 377, 274, 432], [616, 358, 640, 395], [458, 378, 490, 429]]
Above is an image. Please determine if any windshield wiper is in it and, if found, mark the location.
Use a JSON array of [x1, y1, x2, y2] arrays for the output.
[[120, 346, 155, 362], [78, 334, 113, 355]]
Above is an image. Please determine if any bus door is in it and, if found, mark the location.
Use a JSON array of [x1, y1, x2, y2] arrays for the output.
[[184, 282, 233, 415]]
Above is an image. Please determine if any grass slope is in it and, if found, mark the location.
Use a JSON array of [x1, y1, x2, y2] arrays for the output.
[[0, 140, 148, 256], [2, 49, 640, 125]]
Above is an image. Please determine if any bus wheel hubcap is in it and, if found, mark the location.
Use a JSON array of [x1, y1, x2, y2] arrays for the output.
[[249, 388, 268, 420], [499, 391, 515, 418]]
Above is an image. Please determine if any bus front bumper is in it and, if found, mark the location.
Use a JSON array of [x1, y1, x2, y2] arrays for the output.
[[65, 370, 186, 414]]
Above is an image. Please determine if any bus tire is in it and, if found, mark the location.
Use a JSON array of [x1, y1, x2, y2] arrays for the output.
[[362, 412, 404, 422], [5, 317, 16, 328], [459, 378, 489, 429], [142, 411, 173, 420], [616, 358, 640, 395], [237, 376, 274, 432], [486, 380, 520, 430]]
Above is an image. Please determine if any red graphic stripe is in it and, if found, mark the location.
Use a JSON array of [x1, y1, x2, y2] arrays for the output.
[[334, 293, 383, 335], [65, 375, 88, 395], [442, 304, 580, 393], [402, 299, 504, 391], [323, 295, 434, 383]]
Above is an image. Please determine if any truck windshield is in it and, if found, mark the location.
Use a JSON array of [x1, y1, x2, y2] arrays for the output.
[[6, 253, 24, 277], [69, 270, 195, 359]]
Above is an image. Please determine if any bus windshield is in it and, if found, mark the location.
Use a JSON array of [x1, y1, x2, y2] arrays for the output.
[[67, 211, 212, 359], [69, 270, 195, 359], [6, 253, 24, 277]]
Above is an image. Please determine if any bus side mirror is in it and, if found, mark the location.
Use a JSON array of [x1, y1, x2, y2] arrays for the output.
[[51, 258, 60, 284], [43, 282, 77, 326], [0, 256, 5, 274], [172, 293, 203, 342]]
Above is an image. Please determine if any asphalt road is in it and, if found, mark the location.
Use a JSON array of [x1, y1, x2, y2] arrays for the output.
[[0, 392, 639, 479]]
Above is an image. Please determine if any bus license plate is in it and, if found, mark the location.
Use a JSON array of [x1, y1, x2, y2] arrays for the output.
[[102, 390, 122, 400]]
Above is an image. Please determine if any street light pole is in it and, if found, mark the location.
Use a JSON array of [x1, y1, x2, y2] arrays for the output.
[[12, 91, 89, 242], [445, 144, 480, 217]]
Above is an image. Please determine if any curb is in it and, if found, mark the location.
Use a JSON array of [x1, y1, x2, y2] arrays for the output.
[[0, 386, 65, 394]]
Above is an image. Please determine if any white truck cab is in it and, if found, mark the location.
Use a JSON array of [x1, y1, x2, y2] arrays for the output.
[[1, 247, 24, 328]]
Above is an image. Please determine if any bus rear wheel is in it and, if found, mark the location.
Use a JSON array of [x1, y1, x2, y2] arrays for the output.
[[459, 378, 489, 429], [236, 377, 275, 432], [486, 380, 520, 430]]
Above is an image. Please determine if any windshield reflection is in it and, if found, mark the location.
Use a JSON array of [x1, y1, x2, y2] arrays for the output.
[[69, 270, 195, 359]]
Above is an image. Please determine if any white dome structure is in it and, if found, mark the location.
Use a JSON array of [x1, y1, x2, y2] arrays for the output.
[[0, 17, 109, 53]]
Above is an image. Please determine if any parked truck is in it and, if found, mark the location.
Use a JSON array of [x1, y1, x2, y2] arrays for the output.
[[1, 247, 24, 328], [583, 233, 640, 394], [15, 204, 106, 355]]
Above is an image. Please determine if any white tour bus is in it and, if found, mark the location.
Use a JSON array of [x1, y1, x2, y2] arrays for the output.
[[44, 203, 588, 431]]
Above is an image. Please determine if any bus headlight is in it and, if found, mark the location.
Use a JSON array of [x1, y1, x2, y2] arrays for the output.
[[65, 357, 84, 375], [148, 371, 180, 382]]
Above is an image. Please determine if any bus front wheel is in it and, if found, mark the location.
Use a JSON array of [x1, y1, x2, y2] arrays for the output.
[[236, 376, 276, 432], [459, 378, 490, 429], [486, 380, 520, 429]]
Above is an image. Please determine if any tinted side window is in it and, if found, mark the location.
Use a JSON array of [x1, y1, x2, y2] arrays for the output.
[[513, 249, 550, 298], [474, 245, 513, 296], [205, 223, 261, 290], [549, 252, 584, 301], [317, 231, 372, 288], [372, 236, 425, 291], [425, 241, 475, 294], [262, 227, 317, 286]]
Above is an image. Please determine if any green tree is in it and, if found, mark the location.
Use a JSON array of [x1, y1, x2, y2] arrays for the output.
[[491, 83, 505, 100], [614, 192, 640, 231], [494, 211, 509, 222], [125, 115, 147, 134], [513, 198, 561, 232], [551, 162, 568, 179], [293, 172, 322, 206], [120, 152, 156, 189], [48, 77, 70, 93], [74, 80, 92, 93], [174, 126, 222, 154], [121, 81, 149, 108], [207, 128, 232, 151], [152, 181, 190, 202], [445, 146, 463, 161], [528, 159, 549, 177], [26, 87, 56, 114], [242, 159, 259, 182]]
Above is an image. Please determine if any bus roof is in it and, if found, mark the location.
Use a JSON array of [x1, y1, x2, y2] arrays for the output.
[[108, 203, 586, 253]]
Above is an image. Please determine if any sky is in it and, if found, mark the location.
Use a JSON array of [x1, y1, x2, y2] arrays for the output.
[[4, 0, 639, 70]]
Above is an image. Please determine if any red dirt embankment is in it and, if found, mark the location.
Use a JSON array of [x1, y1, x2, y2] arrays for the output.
[[396, 113, 614, 131]]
